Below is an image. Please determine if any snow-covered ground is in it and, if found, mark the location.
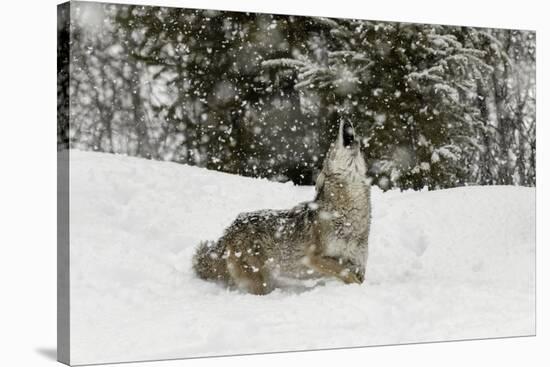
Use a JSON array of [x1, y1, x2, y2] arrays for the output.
[[68, 150, 535, 365]]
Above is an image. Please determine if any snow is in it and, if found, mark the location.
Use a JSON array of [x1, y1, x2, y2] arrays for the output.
[[69, 150, 535, 365]]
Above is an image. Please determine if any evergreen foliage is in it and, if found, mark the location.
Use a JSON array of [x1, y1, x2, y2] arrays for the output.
[[66, 3, 536, 189]]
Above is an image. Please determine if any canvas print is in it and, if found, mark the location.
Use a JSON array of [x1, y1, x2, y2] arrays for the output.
[[57, 1, 536, 365]]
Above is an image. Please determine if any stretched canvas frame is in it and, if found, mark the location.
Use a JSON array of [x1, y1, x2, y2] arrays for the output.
[[58, 1, 536, 365]]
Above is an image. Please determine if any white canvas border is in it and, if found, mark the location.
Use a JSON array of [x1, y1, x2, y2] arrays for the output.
[[0, 0, 546, 366]]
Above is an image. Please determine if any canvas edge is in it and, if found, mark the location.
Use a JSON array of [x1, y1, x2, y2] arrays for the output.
[[55, 2, 537, 365], [57, 1, 71, 365]]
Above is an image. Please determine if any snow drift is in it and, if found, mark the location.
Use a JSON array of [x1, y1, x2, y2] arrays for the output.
[[68, 151, 535, 365]]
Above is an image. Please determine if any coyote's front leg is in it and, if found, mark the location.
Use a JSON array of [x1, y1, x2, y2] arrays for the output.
[[304, 252, 362, 284]]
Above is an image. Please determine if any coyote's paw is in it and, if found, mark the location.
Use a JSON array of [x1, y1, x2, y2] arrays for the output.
[[339, 268, 362, 284]]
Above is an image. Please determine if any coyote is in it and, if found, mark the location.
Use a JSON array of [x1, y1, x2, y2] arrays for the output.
[[193, 121, 371, 294]]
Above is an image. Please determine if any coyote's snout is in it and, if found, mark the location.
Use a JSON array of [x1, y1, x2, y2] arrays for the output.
[[193, 121, 371, 294]]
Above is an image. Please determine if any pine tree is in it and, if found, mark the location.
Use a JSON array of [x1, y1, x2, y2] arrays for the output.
[[265, 20, 496, 190], [68, 3, 535, 190]]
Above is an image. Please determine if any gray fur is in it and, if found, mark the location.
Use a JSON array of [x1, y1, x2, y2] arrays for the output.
[[192, 121, 371, 294]]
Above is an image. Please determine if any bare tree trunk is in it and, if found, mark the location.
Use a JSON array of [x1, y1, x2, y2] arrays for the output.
[[476, 82, 493, 185], [129, 68, 152, 159]]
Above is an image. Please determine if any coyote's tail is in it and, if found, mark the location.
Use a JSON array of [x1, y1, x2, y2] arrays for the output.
[[192, 240, 229, 282]]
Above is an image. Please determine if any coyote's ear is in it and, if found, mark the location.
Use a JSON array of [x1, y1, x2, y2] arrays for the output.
[[315, 170, 325, 193], [337, 120, 344, 146]]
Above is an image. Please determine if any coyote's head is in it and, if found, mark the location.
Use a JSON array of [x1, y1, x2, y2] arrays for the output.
[[316, 121, 367, 191]]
